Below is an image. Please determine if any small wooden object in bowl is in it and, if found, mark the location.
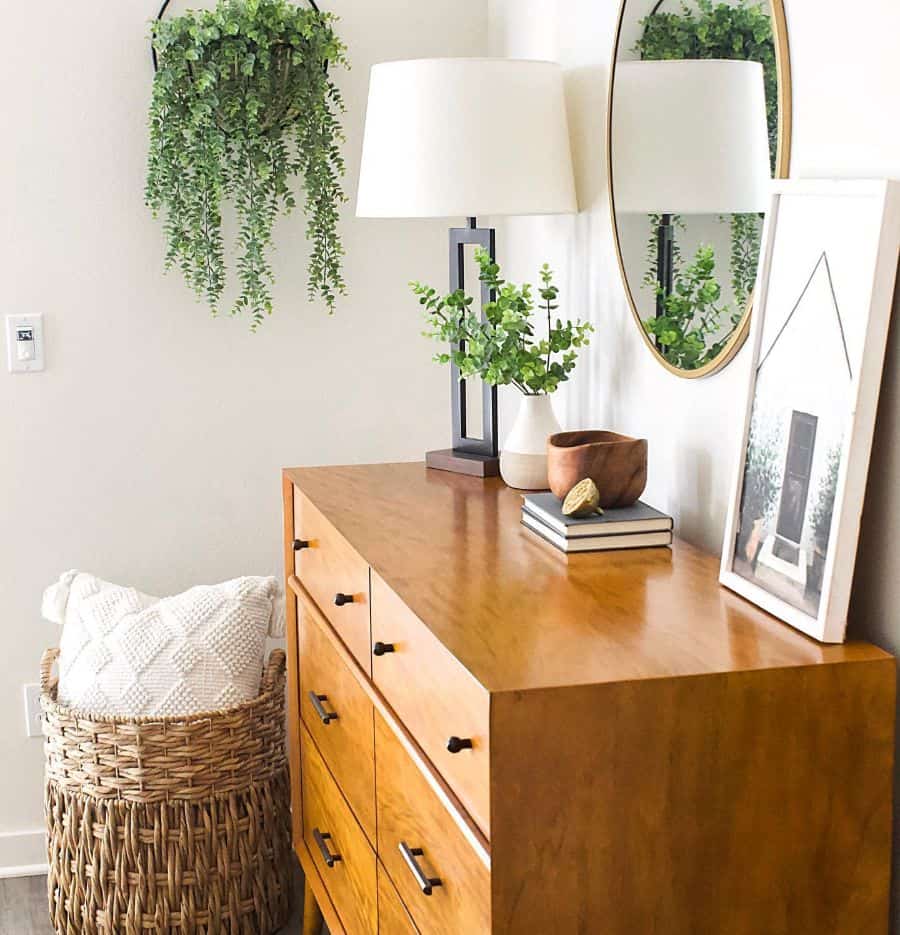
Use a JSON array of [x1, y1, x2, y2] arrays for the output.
[[548, 431, 648, 508]]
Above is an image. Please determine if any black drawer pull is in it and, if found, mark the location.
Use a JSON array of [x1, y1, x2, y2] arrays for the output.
[[333, 592, 354, 607], [313, 828, 341, 868], [399, 841, 442, 896], [446, 736, 473, 754], [292, 538, 310, 551], [373, 641, 395, 657], [308, 691, 338, 725]]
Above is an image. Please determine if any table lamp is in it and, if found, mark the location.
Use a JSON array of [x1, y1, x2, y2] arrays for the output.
[[357, 58, 577, 476], [611, 59, 770, 317]]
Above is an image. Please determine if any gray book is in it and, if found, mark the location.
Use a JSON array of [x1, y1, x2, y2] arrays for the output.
[[522, 512, 672, 553], [523, 493, 673, 538]]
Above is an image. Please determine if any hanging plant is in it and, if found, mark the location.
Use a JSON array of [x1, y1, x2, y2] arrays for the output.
[[146, 0, 348, 329]]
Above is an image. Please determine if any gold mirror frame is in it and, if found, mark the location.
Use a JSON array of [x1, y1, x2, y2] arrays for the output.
[[607, 0, 793, 379]]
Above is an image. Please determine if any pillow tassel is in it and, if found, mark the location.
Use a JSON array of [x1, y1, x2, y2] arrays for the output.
[[41, 570, 80, 625]]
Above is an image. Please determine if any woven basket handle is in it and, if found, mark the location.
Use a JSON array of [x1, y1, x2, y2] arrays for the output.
[[40, 647, 60, 694], [261, 649, 287, 694]]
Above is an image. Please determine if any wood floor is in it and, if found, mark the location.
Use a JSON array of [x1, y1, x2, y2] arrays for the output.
[[0, 867, 323, 934]]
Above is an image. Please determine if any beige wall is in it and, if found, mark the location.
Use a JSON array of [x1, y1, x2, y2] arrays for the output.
[[489, 0, 900, 923], [0, 0, 486, 872]]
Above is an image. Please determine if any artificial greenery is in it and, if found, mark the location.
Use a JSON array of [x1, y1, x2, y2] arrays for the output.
[[634, 0, 778, 166], [643, 246, 742, 370], [411, 248, 593, 396], [146, 0, 348, 329], [633, 0, 776, 367]]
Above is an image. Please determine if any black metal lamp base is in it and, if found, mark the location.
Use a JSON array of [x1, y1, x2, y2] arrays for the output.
[[425, 449, 500, 478], [436, 217, 499, 477]]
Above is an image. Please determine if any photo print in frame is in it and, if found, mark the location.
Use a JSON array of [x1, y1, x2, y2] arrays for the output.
[[720, 179, 900, 643]]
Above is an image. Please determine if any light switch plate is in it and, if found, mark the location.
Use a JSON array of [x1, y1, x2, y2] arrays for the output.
[[6, 314, 44, 373]]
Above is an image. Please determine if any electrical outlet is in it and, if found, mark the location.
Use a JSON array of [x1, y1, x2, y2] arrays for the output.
[[23, 683, 42, 738]]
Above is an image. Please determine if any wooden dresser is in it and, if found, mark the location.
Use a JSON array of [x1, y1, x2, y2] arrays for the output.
[[282, 462, 895, 935]]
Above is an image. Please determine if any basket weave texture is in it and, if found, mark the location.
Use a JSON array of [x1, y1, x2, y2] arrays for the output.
[[41, 647, 292, 934]]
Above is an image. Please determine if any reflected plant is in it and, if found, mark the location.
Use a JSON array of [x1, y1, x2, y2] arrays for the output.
[[634, 0, 778, 168], [727, 212, 763, 310], [642, 245, 742, 370]]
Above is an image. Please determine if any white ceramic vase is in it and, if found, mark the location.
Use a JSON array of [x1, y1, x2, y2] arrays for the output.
[[500, 394, 561, 490]]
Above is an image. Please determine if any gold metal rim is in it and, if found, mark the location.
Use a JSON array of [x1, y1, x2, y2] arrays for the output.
[[606, 0, 793, 380]]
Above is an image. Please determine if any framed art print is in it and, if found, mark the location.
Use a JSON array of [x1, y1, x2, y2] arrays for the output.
[[720, 179, 900, 643]]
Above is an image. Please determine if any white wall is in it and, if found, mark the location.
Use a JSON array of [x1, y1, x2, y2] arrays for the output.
[[490, 0, 900, 923], [0, 0, 486, 872]]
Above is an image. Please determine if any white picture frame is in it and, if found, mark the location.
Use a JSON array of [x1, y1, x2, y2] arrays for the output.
[[720, 179, 900, 643]]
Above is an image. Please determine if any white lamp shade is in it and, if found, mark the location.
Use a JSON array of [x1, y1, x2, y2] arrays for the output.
[[356, 58, 577, 219], [611, 60, 771, 215]]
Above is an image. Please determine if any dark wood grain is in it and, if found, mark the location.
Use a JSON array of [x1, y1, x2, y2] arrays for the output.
[[285, 463, 888, 693]]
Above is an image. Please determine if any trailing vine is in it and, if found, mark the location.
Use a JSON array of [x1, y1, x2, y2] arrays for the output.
[[633, 0, 776, 367], [146, 0, 348, 329]]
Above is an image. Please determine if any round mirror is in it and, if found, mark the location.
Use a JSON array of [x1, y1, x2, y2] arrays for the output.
[[608, 0, 791, 377]]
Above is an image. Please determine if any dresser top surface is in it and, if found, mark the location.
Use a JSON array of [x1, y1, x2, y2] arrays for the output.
[[286, 462, 887, 693]]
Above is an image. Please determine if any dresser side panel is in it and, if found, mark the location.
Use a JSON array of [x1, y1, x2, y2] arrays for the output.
[[282, 472, 304, 852], [490, 659, 895, 934]]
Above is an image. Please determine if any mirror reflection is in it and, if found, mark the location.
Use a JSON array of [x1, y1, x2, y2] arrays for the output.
[[610, 0, 790, 376]]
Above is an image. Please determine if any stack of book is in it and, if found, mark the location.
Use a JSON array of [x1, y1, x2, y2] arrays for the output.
[[522, 492, 673, 553]]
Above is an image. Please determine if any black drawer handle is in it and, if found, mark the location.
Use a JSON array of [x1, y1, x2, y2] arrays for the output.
[[308, 691, 338, 725], [313, 828, 341, 868], [446, 736, 473, 754], [399, 841, 442, 896], [292, 538, 310, 551], [373, 641, 395, 657], [333, 592, 354, 607]]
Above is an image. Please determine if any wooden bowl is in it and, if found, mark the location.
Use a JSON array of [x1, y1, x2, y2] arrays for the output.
[[547, 431, 648, 508]]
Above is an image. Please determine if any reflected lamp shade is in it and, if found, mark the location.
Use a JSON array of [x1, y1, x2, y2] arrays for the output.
[[611, 60, 771, 215], [356, 58, 577, 219]]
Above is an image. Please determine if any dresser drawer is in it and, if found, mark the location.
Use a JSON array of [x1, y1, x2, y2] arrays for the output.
[[299, 598, 376, 843], [377, 862, 420, 934], [375, 713, 491, 935], [301, 724, 377, 935], [294, 487, 371, 672], [371, 572, 491, 837]]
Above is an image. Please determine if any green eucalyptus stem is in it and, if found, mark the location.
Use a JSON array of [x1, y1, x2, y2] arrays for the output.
[[411, 249, 593, 397]]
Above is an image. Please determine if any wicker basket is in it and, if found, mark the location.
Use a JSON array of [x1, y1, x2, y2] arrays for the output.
[[40, 648, 293, 935]]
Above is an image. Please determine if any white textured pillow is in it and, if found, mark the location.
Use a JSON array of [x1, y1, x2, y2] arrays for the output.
[[41, 570, 285, 718]]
